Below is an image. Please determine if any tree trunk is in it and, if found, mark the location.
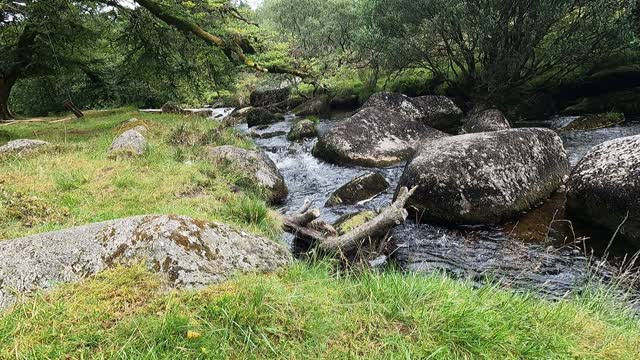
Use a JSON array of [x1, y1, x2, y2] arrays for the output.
[[0, 75, 16, 121]]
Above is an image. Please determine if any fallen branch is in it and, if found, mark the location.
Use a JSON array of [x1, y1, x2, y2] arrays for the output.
[[283, 186, 417, 254]]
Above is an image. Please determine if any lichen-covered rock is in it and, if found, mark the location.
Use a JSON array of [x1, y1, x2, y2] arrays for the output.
[[411, 95, 464, 133], [161, 101, 183, 114], [557, 112, 625, 132], [361, 92, 423, 120], [0, 215, 291, 309], [246, 108, 277, 128], [108, 129, 146, 158], [397, 128, 569, 224], [313, 107, 448, 167], [461, 109, 511, 134], [205, 145, 288, 204], [326, 172, 389, 206], [287, 119, 318, 141], [250, 88, 290, 107], [0, 139, 49, 156], [567, 135, 640, 247], [293, 95, 331, 117]]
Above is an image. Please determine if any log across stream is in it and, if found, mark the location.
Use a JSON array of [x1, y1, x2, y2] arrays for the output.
[[238, 114, 640, 298]]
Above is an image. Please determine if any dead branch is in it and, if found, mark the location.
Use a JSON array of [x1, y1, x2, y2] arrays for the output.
[[283, 186, 417, 254]]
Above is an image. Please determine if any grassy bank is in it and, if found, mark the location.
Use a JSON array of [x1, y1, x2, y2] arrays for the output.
[[0, 109, 281, 241], [0, 263, 639, 359], [1, 110, 640, 359]]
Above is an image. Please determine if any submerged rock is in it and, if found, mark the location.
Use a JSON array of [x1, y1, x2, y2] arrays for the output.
[[557, 112, 625, 132], [293, 95, 330, 117], [205, 145, 288, 204], [411, 95, 464, 133], [313, 107, 448, 167], [390, 224, 590, 298], [246, 108, 277, 128], [397, 128, 569, 224], [326, 172, 389, 206], [250, 88, 290, 108], [567, 134, 640, 248], [0, 215, 291, 309], [108, 129, 146, 158], [0, 139, 49, 156], [287, 119, 318, 141], [461, 109, 511, 134]]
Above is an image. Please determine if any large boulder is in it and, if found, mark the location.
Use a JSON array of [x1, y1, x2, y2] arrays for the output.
[[293, 95, 331, 117], [557, 112, 625, 132], [411, 95, 464, 133], [250, 88, 290, 108], [246, 108, 277, 128], [0, 215, 291, 309], [287, 119, 318, 141], [205, 145, 288, 204], [397, 128, 569, 224], [313, 107, 448, 167], [108, 129, 146, 158], [567, 135, 640, 247], [330, 94, 360, 110], [326, 172, 389, 206], [361, 92, 423, 120], [461, 109, 511, 134], [0, 139, 49, 156]]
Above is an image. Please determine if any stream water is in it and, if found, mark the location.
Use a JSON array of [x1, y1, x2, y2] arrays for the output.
[[237, 114, 640, 297]]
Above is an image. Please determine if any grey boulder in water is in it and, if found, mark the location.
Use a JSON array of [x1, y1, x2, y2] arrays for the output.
[[313, 106, 448, 167], [397, 128, 569, 224], [0, 215, 292, 309], [205, 145, 288, 204], [0, 139, 49, 156], [461, 109, 511, 134], [567, 134, 640, 248], [361, 92, 463, 133], [326, 172, 389, 206], [287, 119, 318, 141]]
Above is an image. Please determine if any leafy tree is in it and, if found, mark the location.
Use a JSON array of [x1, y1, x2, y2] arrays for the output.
[[366, 0, 636, 104]]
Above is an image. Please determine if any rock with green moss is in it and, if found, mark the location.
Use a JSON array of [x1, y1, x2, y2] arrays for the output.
[[0, 215, 292, 309], [333, 211, 378, 235], [326, 172, 389, 206], [161, 101, 183, 114], [558, 112, 625, 132], [287, 119, 318, 141]]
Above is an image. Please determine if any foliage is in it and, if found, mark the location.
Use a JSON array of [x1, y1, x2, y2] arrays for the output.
[[366, 0, 637, 103]]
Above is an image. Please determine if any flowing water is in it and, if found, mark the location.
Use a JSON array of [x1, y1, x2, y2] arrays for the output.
[[237, 113, 640, 297]]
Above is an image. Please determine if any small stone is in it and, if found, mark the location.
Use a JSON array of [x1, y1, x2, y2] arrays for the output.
[[326, 172, 389, 206], [108, 129, 146, 158], [0, 139, 49, 156]]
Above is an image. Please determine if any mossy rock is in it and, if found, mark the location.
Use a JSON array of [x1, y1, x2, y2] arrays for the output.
[[334, 211, 377, 235], [558, 112, 625, 132]]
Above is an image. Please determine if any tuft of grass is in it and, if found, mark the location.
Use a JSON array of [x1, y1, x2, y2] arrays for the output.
[[0, 263, 638, 359], [54, 170, 89, 191]]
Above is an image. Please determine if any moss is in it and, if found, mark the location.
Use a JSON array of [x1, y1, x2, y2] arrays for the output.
[[334, 211, 377, 235]]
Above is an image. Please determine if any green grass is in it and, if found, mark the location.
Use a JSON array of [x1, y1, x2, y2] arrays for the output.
[[1, 109, 640, 359], [0, 109, 279, 240], [0, 263, 638, 359]]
